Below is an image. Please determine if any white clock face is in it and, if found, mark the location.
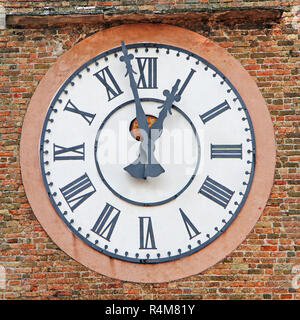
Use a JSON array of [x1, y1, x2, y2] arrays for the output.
[[40, 43, 255, 263]]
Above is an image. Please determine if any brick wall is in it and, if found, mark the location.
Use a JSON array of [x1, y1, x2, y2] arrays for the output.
[[0, 0, 299, 299]]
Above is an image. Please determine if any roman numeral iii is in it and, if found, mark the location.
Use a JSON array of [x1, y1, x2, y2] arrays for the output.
[[60, 173, 96, 212], [139, 217, 157, 250], [210, 144, 242, 159], [94, 66, 123, 101], [91, 203, 120, 242], [136, 57, 158, 89], [53, 143, 85, 161], [199, 176, 234, 209]]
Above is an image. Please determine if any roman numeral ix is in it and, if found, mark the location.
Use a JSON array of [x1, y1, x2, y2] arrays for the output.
[[53, 143, 85, 161]]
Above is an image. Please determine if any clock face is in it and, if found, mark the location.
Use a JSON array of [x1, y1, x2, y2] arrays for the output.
[[39, 42, 255, 263]]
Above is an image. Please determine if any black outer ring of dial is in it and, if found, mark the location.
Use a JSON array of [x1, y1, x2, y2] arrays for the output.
[[40, 43, 256, 264]]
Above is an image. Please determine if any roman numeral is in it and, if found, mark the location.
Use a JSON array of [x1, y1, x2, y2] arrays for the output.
[[139, 217, 157, 250], [60, 173, 96, 212], [64, 99, 95, 125], [94, 66, 123, 101], [136, 57, 158, 89], [91, 203, 120, 242], [179, 208, 200, 240], [53, 143, 85, 161], [200, 100, 231, 124], [199, 176, 234, 209], [211, 144, 242, 159]]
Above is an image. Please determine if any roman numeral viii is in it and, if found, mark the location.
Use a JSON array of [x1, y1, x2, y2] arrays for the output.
[[136, 57, 158, 89], [199, 176, 234, 209], [53, 143, 85, 161], [91, 203, 120, 242], [60, 173, 96, 212], [139, 217, 156, 250], [94, 66, 123, 101]]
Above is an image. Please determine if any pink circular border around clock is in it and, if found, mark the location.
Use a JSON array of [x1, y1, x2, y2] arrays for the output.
[[20, 24, 276, 283]]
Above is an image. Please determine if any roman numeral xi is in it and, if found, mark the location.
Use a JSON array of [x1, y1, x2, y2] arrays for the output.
[[94, 66, 123, 101]]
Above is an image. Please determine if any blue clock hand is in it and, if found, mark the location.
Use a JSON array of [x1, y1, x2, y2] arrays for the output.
[[120, 41, 149, 138], [144, 69, 196, 177], [151, 68, 195, 139], [120, 41, 163, 179]]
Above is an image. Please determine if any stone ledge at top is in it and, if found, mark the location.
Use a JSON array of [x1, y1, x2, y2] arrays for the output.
[[4, 6, 285, 29]]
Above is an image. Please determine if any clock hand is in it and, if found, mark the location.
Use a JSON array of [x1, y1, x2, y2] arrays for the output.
[[120, 41, 149, 138], [144, 69, 196, 177], [120, 41, 164, 179], [127, 79, 182, 179]]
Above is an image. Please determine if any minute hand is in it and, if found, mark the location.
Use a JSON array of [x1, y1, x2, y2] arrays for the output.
[[120, 41, 149, 136]]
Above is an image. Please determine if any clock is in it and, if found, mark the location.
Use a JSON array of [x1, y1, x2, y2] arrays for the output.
[[20, 24, 275, 282]]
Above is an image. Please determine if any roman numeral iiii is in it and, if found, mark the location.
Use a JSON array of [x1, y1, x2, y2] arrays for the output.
[[199, 176, 234, 209]]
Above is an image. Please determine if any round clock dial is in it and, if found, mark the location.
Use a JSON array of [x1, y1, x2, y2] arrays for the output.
[[40, 42, 255, 263]]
